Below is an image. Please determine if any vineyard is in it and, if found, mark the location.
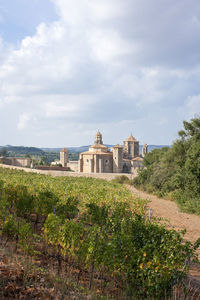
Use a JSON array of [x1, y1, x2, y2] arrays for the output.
[[0, 167, 199, 299]]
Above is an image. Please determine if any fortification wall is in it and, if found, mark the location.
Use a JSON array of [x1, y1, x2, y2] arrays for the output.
[[0, 164, 138, 181]]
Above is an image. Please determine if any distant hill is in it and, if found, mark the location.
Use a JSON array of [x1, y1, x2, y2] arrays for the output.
[[0, 146, 45, 157], [41, 144, 115, 153], [42, 145, 170, 154], [0, 144, 170, 158], [142, 145, 169, 152]]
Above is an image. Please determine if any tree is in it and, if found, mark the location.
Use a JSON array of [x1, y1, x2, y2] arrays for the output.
[[134, 116, 200, 215], [0, 149, 8, 157]]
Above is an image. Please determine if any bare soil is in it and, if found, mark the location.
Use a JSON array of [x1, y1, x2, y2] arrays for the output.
[[127, 185, 200, 289]]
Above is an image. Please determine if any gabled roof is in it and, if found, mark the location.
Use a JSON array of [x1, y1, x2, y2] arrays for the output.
[[125, 134, 137, 142]]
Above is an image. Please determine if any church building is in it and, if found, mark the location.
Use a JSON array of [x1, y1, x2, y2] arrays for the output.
[[78, 130, 147, 174], [79, 131, 114, 173]]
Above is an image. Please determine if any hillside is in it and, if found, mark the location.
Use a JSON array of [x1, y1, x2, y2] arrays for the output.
[[42, 144, 170, 153], [134, 117, 200, 215], [0, 167, 198, 299], [0, 145, 45, 157]]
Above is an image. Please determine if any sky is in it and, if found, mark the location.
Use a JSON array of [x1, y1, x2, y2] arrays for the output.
[[0, 0, 200, 147]]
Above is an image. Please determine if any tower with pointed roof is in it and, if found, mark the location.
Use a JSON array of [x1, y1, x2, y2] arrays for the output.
[[123, 134, 139, 159]]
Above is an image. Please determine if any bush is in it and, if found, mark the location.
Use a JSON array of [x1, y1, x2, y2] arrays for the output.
[[43, 211, 200, 299], [112, 175, 130, 184]]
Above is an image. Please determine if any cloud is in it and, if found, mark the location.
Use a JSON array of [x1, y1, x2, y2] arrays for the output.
[[186, 94, 200, 118], [0, 0, 200, 146], [17, 113, 31, 130], [52, 0, 123, 24]]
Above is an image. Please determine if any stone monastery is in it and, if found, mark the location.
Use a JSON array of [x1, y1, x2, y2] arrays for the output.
[[63, 131, 148, 174]]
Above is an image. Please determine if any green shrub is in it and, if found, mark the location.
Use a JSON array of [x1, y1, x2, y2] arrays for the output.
[[112, 175, 130, 184], [134, 117, 200, 215], [2, 214, 18, 239]]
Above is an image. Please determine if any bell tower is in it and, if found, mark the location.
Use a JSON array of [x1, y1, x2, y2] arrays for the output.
[[60, 148, 68, 167], [94, 130, 103, 144], [123, 134, 139, 159]]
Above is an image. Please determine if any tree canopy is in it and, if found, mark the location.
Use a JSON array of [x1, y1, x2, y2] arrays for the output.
[[134, 117, 200, 215]]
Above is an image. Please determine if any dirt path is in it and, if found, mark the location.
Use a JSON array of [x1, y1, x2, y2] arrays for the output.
[[127, 185, 200, 287]]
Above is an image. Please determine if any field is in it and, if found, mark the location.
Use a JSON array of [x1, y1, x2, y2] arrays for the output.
[[0, 167, 199, 299]]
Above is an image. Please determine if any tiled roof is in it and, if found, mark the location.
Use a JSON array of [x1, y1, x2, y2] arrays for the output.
[[125, 134, 137, 142], [60, 148, 68, 152], [81, 151, 113, 155], [113, 144, 123, 148], [90, 143, 107, 149], [132, 156, 143, 161]]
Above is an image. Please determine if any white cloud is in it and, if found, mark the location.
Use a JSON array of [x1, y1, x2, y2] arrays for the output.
[[52, 0, 123, 24], [43, 94, 96, 117], [186, 94, 200, 118], [88, 29, 134, 63], [17, 113, 31, 130], [110, 70, 166, 106], [0, 0, 200, 146]]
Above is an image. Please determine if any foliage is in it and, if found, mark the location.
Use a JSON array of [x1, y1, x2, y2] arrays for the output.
[[68, 152, 80, 161], [0, 166, 199, 298], [43, 210, 199, 299], [0, 148, 8, 157], [2, 146, 45, 157], [112, 175, 131, 184], [134, 117, 200, 215]]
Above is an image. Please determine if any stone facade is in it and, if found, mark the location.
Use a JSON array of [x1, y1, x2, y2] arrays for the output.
[[68, 161, 79, 172], [0, 157, 31, 167], [50, 131, 148, 175], [79, 131, 114, 173], [131, 157, 144, 169], [60, 148, 68, 167], [123, 134, 139, 159], [79, 131, 148, 174], [112, 144, 123, 173], [142, 144, 148, 157], [52, 148, 69, 167]]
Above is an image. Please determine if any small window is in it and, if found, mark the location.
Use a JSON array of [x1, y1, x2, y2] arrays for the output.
[[105, 159, 109, 165]]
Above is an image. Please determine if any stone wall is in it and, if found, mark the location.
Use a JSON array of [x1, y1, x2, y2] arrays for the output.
[[1, 157, 31, 167], [68, 161, 79, 172], [0, 163, 138, 181], [35, 166, 69, 171]]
